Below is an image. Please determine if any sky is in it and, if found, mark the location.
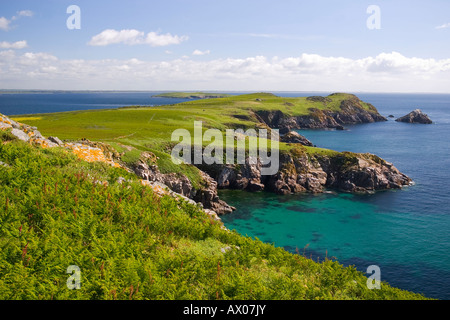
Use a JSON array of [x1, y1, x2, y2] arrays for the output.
[[1, 0, 450, 92]]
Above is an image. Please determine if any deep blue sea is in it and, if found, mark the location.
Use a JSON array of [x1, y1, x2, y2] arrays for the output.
[[1, 91, 449, 299], [0, 91, 195, 116]]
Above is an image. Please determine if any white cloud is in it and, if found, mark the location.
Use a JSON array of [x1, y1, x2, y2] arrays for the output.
[[145, 31, 188, 47], [17, 10, 34, 17], [0, 40, 27, 49], [88, 29, 188, 47], [436, 22, 450, 29], [1, 10, 33, 30], [1, 51, 450, 92], [0, 17, 11, 31], [12, 10, 34, 20], [193, 49, 211, 56]]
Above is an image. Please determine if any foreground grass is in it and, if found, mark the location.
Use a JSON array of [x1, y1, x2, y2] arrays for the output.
[[0, 139, 428, 299]]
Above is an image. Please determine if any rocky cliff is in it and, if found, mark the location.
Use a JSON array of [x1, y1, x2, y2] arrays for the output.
[[132, 152, 235, 214], [256, 94, 387, 133], [199, 147, 412, 195]]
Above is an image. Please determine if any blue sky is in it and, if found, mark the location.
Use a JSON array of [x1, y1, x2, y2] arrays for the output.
[[1, 0, 450, 92]]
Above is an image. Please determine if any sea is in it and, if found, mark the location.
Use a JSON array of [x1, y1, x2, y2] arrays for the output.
[[1, 91, 449, 299]]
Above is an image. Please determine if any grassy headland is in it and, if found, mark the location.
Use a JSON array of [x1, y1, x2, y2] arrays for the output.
[[11, 92, 373, 173]]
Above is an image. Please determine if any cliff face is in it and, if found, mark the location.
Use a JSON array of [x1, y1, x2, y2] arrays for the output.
[[132, 152, 235, 215], [199, 148, 412, 196], [256, 95, 387, 133]]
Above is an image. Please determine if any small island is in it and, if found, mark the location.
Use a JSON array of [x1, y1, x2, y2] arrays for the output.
[[152, 92, 233, 99], [396, 109, 433, 124]]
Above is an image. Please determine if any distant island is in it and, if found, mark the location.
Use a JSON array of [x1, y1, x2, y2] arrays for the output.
[[152, 92, 233, 99]]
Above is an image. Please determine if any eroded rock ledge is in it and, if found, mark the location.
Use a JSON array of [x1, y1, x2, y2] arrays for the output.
[[132, 152, 235, 215], [198, 148, 412, 195], [256, 94, 387, 133]]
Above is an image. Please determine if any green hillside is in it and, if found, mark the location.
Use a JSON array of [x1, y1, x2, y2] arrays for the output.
[[0, 136, 428, 299]]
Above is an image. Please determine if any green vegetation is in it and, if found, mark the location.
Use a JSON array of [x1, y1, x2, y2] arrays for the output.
[[11, 92, 369, 177], [0, 138, 428, 299]]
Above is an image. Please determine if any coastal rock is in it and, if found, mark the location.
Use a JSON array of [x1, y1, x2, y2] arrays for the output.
[[200, 149, 412, 196], [0, 121, 12, 130], [11, 128, 30, 142], [48, 136, 64, 145], [306, 96, 332, 104], [256, 94, 387, 133], [280, 131, 313, 146], [0, 114, 20, 129], [214, 157, 265, 192], [133, 152, 235, 215], [193, 171, 236, 214], [1, 113, 62, 147], [396, 109, 432, 124]]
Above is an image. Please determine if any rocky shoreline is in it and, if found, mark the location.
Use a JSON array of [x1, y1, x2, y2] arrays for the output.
[[202, 150, 412, 195], [255, 94, 387, 133]]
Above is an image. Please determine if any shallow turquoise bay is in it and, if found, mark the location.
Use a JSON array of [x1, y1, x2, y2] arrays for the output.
[[221, 93, 450, 299]]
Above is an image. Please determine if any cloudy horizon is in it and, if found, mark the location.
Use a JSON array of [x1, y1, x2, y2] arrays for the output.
[[1, 0, 450, 93]]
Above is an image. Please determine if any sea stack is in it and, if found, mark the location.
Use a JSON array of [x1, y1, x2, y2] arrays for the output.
[[280, 131, 313, 146], [396, 109, 432, 124]]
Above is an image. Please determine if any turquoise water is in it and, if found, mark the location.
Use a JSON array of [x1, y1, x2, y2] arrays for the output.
[[221, 93, 450, 299]]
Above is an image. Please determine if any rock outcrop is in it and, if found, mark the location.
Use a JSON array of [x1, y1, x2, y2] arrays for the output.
[[201, 148, 412, 195], [1, 113, 60, 147], [280, 131, 313, 146], [396, 109, 432, 124], [133, 152, 235, 215], [256, 94, 387, 133]]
